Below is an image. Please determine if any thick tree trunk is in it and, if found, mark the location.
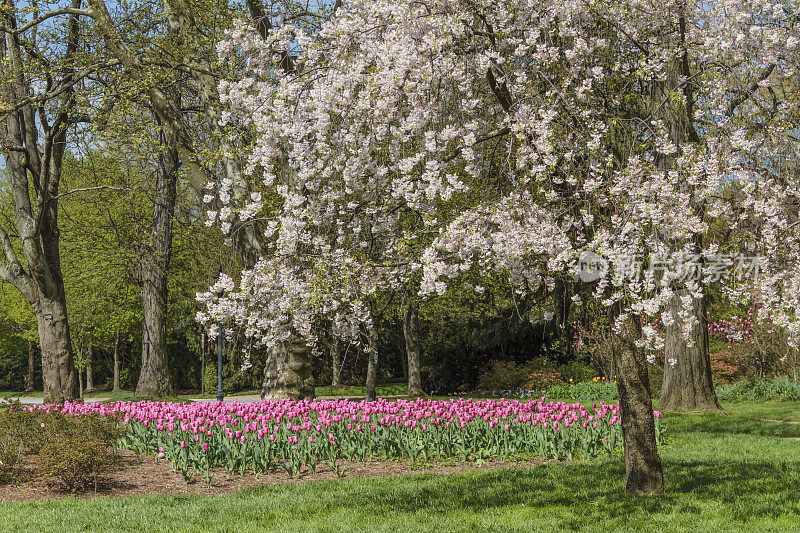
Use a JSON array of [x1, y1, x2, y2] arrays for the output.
[[25, 341, 35, 392], [403, 303, 423, 399], [113, 329, 121, 392], [365, 323, 379, 401], [330, 340, 342, 387], [135, 112, 178, 399], [85, 343, 95, 393], [37, 297, 78, 403], [261, 335, 315, 400], [660, 290, 723, 412], [612, 311, 664, 494], [0, 2, 80, 404]]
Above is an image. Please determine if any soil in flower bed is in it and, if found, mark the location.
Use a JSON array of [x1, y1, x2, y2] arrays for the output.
[[0, 450, 542, 502]]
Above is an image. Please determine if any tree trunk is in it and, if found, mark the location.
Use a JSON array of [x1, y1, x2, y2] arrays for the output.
[[330, 339, 342, 387], [397, 324, 408, 380], [135, 109, 179, 399], [261, 335, 315, 400], [36, 297, 78, 403], [85, 343, 95, 393], [365, 323, 379, 402], [89, 0, 318, 405], [112, 329, 121, 392], [25, 341, 35, 392], [403, 302, 423, 399], [660, 290, 723, 412], [612, 311, 664, 494]]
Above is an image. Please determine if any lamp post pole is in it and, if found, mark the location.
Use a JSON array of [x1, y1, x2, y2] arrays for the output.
[[217, 320, 224, 402], [212, 270, 225, 402]]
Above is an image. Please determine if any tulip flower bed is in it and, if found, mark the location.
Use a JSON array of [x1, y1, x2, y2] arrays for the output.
[[26, 398, 661, 485]]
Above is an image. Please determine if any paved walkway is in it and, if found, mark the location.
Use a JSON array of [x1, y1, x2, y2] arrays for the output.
[[3, 394, 406, 405], [3, 397, 111, 405]]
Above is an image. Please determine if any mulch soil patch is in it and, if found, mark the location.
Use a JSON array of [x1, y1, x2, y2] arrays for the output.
[[0, 450, 541, 502]]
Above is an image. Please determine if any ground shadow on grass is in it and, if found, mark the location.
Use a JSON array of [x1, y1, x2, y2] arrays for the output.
[[235, 451, 797, 518], [664, 413, 800, 438]]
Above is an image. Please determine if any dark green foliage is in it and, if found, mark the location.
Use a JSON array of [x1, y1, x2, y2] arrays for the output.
[[203, 365, 218, 395], [478, 359, 566, 393], [0, 335, 29, 390]]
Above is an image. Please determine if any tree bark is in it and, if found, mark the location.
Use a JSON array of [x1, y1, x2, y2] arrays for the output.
[[113, 329, 122, 392], [36, 296, 78, 403], [398, 328, 408, 380], [330, 339, 342, 387], [365, 323, 379, 401], [650, 7, 719, 414], [660, 290, 723, 412], [261, 335, 315, 400], [25, 341, 35, 392], [134, 107, 179, 399], [78, 357, 83, 399], [403, 302, 423, 399], [88, 0, 316, 401], [612, 311, 664, 494], [85, 342, 95, 393], [0, 2, 80, 404]]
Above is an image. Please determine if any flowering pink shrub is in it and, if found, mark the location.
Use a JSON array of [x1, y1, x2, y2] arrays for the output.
[[27, 399, 662, 482], [708, 306, 793, 380]]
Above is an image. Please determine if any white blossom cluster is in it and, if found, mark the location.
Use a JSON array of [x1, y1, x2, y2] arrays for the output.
[[200, 0, 800, 353]]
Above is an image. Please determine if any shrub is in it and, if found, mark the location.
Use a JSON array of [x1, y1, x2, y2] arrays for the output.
[[478, 360, 531, 393], [523, 367, 564, 391], [203, 365, 218, 395], [710, 352, 744, 383], [33, 414, 123, 491], [559, 361, 594, 384], [0, 408, 27, 482], [479, 359, 566, 394]]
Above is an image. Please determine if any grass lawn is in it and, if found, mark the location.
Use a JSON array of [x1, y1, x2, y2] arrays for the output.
[[1, 401, 800, 531]]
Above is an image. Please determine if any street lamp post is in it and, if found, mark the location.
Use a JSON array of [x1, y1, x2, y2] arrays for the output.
[[213, 271, 225, 402], [216, 319, 224, 402]]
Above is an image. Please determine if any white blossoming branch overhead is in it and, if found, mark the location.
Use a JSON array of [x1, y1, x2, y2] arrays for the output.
[[199, 0, 800, 351]]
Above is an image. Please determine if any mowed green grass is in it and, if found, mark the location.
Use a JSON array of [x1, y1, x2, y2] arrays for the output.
[[2, 401, 800, 532]]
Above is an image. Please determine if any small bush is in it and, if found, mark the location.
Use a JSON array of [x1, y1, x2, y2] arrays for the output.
[[523, 367, 564, 391], [33, 414, 122, 492], [478, 361, 529, 392], [0, 402, 43, 483], [479, 359, 565, 394], [559, 361, 594, 384], [710, 352, 744, 383], [203, 365, 218, 395]]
